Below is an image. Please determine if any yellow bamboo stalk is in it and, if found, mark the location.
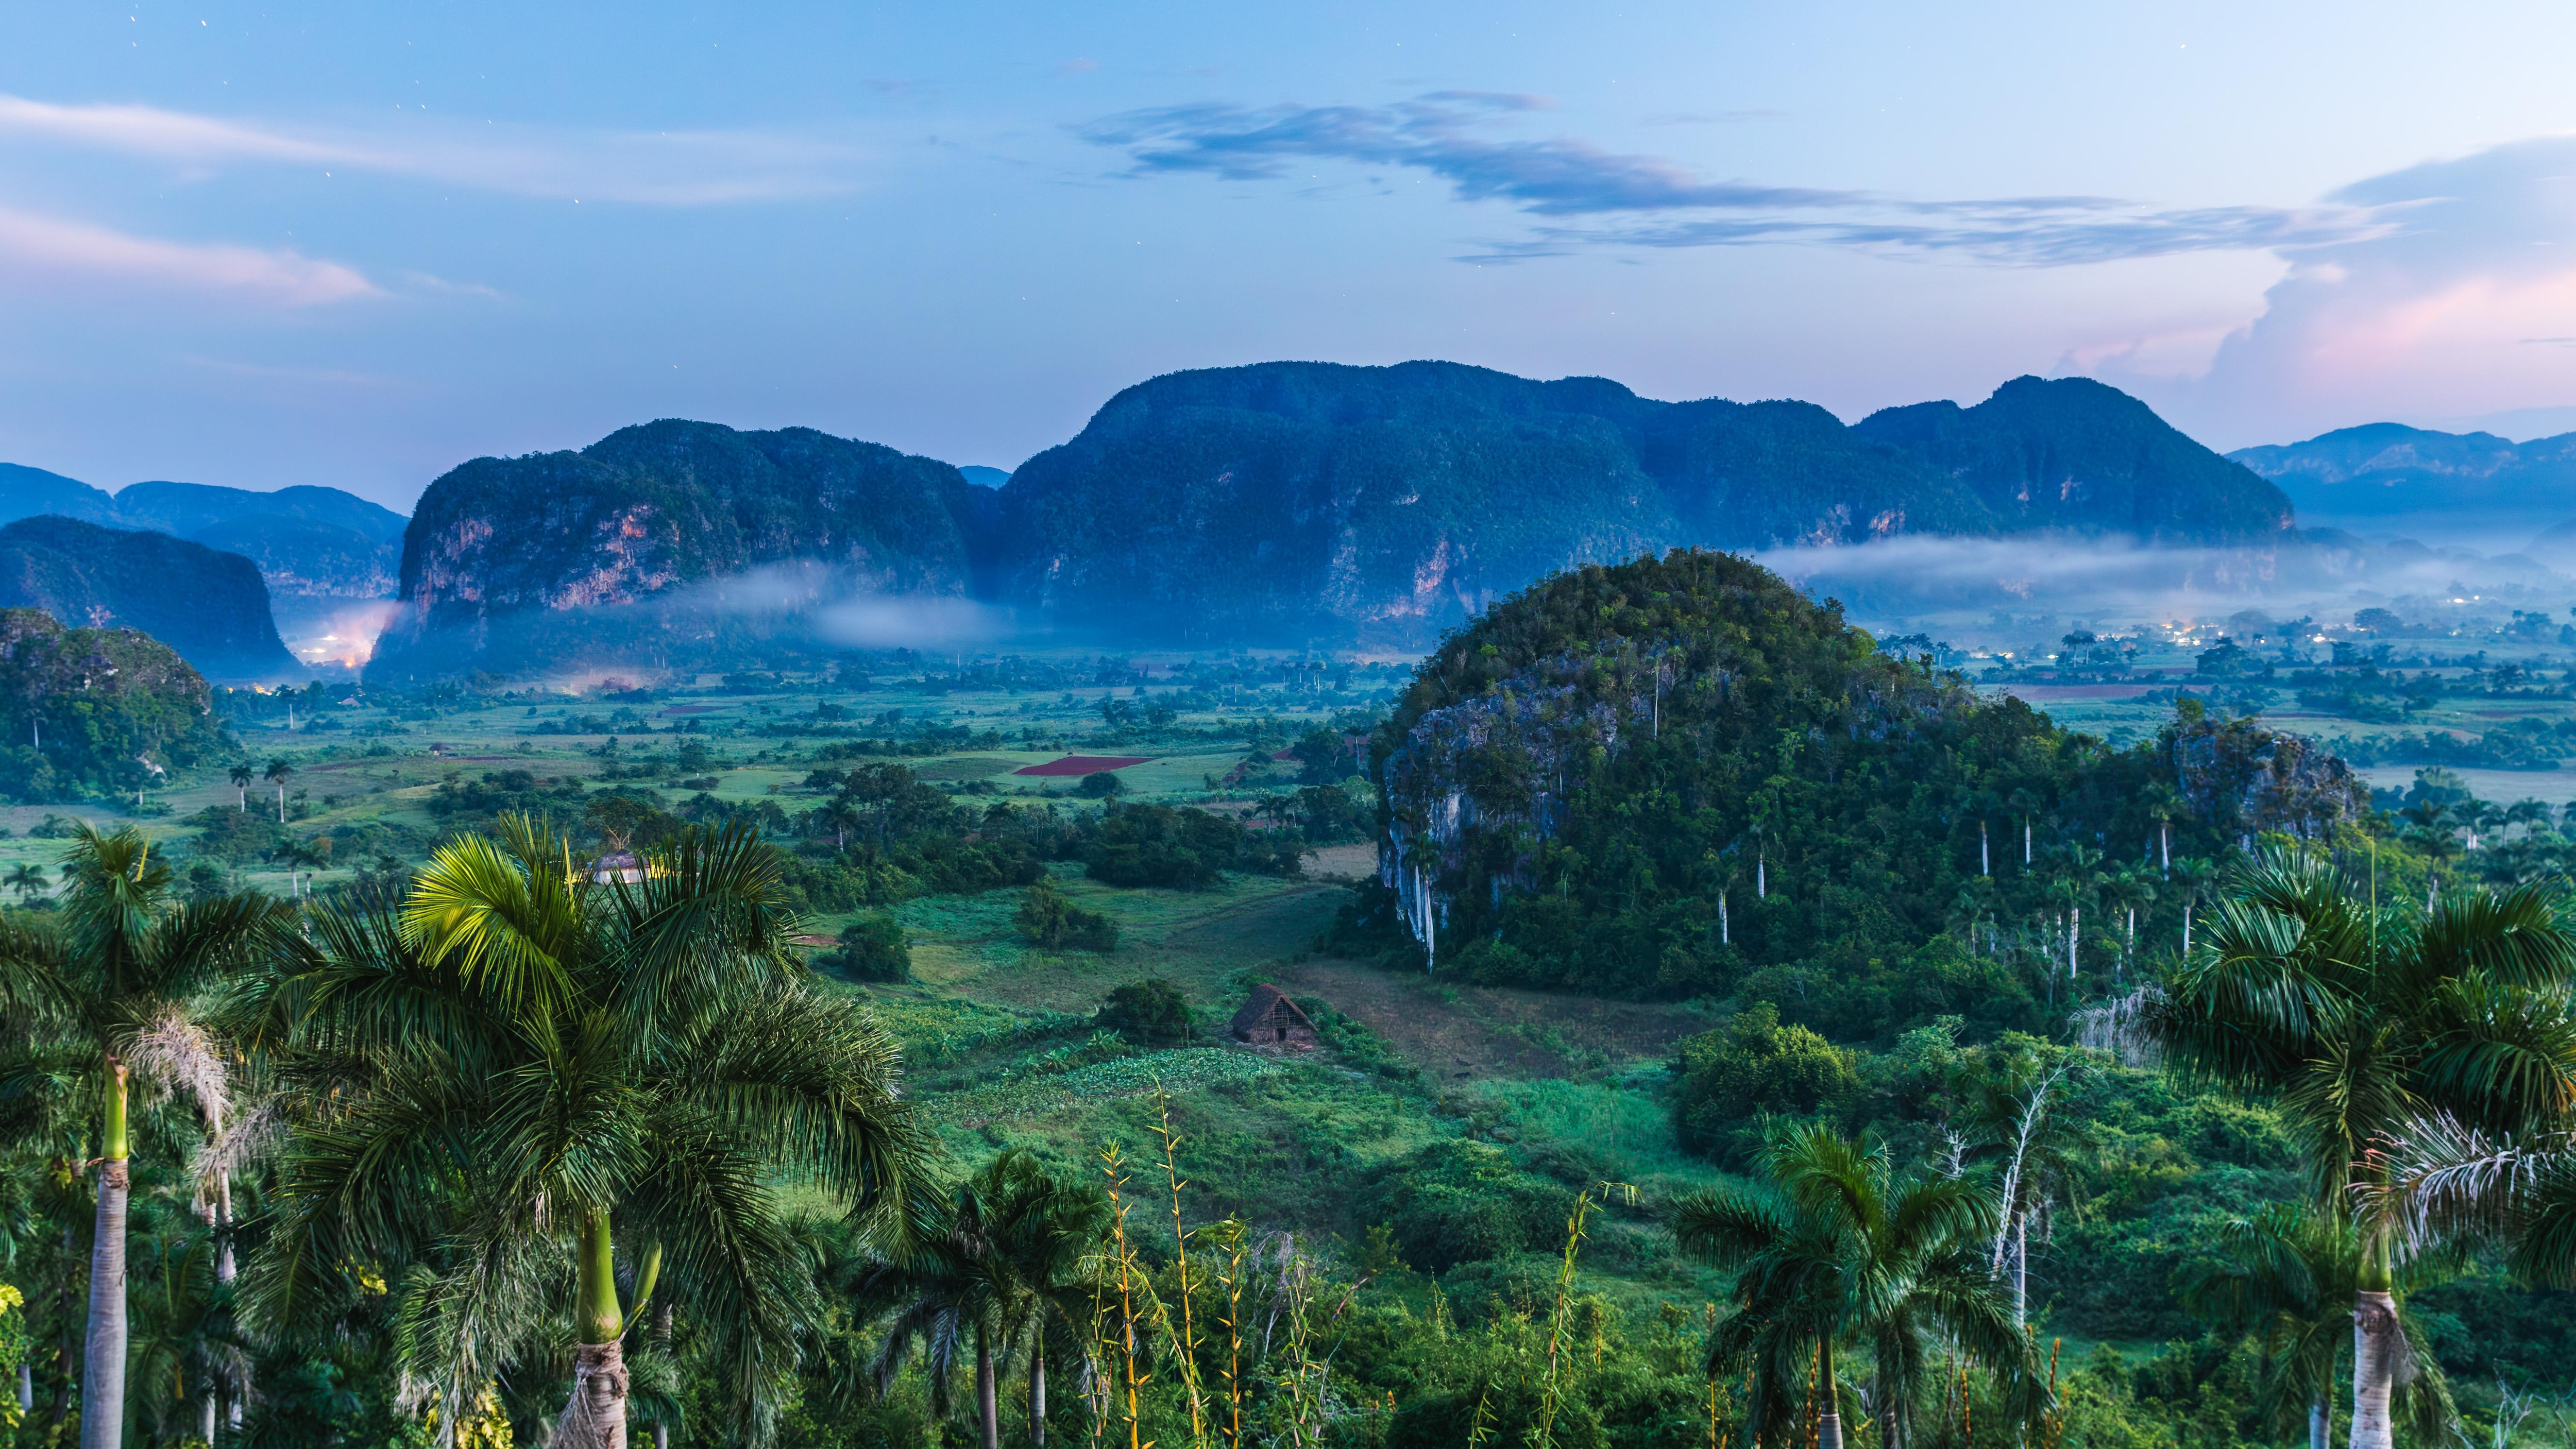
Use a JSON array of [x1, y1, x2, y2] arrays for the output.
[[1150, 1085, 1212, 1447]]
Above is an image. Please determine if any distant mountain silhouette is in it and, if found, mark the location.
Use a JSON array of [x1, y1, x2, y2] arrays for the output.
[[0, 469, 406, 599], [2228, 422, 2576, 521]]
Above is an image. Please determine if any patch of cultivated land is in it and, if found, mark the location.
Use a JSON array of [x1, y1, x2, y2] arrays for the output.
[[1267, 957, 1713, 1080]]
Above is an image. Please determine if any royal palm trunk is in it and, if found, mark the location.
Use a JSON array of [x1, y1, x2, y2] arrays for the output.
[[557, 1210, 631, 1449], [2350, 1290, 2399, 1449], [1816, 1336, 1844, 1449], [79, 1060, 129, 1449], [1029, 1340, 1047, 1447], [976, 1324, 1000, 1449], [2349, 1233, 2398, 1449], [2309, 1396, 2329, 1449]]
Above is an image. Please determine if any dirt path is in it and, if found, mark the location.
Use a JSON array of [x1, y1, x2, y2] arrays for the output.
[[1266, 958, 1711, 1082]]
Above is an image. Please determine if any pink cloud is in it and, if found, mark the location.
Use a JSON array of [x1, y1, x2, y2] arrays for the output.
[[0, 206, 378, 305]]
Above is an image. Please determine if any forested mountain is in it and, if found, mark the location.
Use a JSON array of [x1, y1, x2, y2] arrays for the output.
[[371, 419, 994, 677], [1347, 548, 2363, 1033], [371, 363, 2297, 671], [2227, 420, 2576, 522], [994, 363, 2292, 642], [0, 516, 298, 680], [0, 468, 406, 599], [0, 605, 234, 800], [1854, 375, 2294, 540]]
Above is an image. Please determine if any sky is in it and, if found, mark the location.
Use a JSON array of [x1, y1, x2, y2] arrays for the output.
[[10, 1, 2576, 512]]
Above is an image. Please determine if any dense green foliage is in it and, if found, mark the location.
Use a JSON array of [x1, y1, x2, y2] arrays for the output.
[[819, 909, 911, 981], [1670, 1002, 1859, 1162], [1082, 800, 1302, 889], [1092, 977, 1192, 1044], [1016, 877, 1118, 951], [0, 607, 237, 803], [1353, 550, 2362, 1040]]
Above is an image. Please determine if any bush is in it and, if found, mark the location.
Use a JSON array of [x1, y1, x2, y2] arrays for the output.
[[1670, 1001, 1859, 1160], [184, 805, 292, 863], [1083, 801, 1299, 889], [1016, 877, 1118, 951], [818, 911, 909, 982], [1360, 1140, 1565, 1273], [1094, 978, 1191, 1045], [1077, 771, 1126, 798]]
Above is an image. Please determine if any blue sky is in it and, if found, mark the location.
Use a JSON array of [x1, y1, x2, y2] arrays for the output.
[[9, 0, 2576, 510]]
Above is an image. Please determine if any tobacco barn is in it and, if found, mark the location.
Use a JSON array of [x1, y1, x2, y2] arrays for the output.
[[1228, 984, 1319, 1049]]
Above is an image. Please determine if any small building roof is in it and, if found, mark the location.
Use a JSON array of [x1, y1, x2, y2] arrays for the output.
[[1228, 983, 1318, 1038]]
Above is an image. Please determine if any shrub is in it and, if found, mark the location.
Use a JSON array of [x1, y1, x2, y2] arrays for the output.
[[1670, 1001, 1859, 1160], [1015, 877, 1118, 951], [818, 911, 910, 982], [1077, 771, 1126, 798], [1360, 1140, 1564, 1273], [1094, 978, 1191, 1045]]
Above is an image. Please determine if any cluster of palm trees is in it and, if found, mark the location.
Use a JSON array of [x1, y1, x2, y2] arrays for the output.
[[0, 814, 933, 1448], [223, 761, 294, 823], [2140, 849, 2576, 1449]]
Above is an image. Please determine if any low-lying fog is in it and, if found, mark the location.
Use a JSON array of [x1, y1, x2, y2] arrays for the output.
[[1760, 515, 2576, 658]]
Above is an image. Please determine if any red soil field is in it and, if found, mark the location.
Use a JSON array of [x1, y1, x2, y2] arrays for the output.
[[1013, 755, 1154, 777]]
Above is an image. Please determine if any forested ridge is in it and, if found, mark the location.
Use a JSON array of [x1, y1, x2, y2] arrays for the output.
[[1351, 550, 2361, 1039]]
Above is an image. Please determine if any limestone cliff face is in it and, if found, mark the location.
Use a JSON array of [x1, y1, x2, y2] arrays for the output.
[[0, 517, 296, 681], [373, 420, 992, 675]]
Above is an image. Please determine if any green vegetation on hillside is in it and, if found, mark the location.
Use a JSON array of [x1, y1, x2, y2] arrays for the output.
[[1351, 550, 2361, 1041], [0, 607, 234, 803]]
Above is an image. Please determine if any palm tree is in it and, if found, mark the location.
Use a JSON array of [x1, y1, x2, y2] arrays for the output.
[[1671, 1122, 2029, 1449], [3, 864, 48, 904], [868, 1151, 1106, 1449], [227, 765, 253, 813], [2506, 798, 2554, 839], [0, 825, 279, 1449], [2177, 1204, 2452, 1449], [2138, 848, 2576, 1449], [977, 1152, 1105, 1447], [2169, 855, 2221, 956], [241, 815, 933, 1449], [262, 759, 293, 825]]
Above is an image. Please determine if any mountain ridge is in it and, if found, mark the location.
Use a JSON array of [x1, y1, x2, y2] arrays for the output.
[[2227, 421, 2576, 521], [0, 470, 408, 599], [370, 362, 2303, 672], [0, 516, 298, 680]]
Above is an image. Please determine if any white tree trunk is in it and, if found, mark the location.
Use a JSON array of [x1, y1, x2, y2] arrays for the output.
[[557, 1340, 630, 1449], [1030, 1340, 1047, 1447], [2012, 1212, 2028, 1329], [2349, 1290, 2398, 1449], [79, 1161, 128, 1449], [2309, 1396, 2328, 1449], [977, 1332, 1001, 1449]]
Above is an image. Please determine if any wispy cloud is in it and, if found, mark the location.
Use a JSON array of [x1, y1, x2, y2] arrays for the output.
[[1079, 92, 2382, 266], [0, 206, 376, 304], [0, 94, 864, 206]]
